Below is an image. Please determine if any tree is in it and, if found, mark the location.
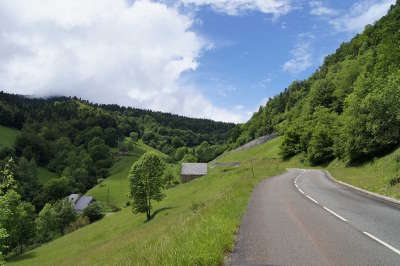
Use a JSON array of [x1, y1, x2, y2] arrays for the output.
[[35, 199, 77, 242], [35, 203, 60, 243], [129, 153, 165, 221], [15, 157, 41, 203], [0, 158, 17, 195], [0, 228, 8, 266], [182, 153, 197, 163], [174, 147, 187, 161], [0, 190, 35, 255], [53, 199, 77, 234], [83, 202, 104, 223], [41, 177, 73, 203]]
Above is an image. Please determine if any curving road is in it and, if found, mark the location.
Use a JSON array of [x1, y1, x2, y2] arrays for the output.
[[230, 169, 400, 266]]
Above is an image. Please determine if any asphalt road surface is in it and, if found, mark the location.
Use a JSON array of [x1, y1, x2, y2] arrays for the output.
[[230, 169, 400, 266]]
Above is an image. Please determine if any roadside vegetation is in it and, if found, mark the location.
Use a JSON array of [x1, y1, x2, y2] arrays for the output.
[[230, 2, 400, 167]]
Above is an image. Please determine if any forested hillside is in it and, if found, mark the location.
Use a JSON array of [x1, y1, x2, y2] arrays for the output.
[[233, 1, 400, 165], [0, 92, 234, 257]]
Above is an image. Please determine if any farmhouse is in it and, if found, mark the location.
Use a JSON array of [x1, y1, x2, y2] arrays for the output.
[[67, 194, 94, 212], [181, 163, 207, 183]]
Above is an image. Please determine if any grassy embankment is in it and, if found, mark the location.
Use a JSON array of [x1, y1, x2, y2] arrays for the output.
[[219, 137, 400, 199], [9, 136, 400, 265]]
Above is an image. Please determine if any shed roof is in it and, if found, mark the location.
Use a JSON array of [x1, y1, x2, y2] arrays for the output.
[[75, 196, 93, 211], [67, 194, 94, 211], [181, 163, 207, 176]]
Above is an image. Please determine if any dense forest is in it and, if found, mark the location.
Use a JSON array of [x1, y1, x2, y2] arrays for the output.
[[232, 1, 400, 166]]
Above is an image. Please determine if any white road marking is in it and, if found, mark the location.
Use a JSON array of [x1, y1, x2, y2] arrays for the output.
[[306, 195, 319, 204], [323, 206, 347, 222], [298, 188, 305, 194], [363, 232, 400, 256]]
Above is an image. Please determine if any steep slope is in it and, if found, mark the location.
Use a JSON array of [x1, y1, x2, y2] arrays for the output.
[[8, 143, 284, 266], [234, 1, 400, 166]]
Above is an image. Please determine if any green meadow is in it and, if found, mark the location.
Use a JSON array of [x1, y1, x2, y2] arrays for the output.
[[0, 125, 19, 148]]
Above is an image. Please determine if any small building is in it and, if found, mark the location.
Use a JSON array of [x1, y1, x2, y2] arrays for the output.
[[67, 194, 94, 212], [181, 163, 208, 183]]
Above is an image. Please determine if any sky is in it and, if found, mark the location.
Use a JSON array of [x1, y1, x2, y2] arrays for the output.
[[0, 0, 396, 123]]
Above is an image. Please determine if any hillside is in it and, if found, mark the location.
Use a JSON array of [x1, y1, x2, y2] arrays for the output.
[[8, 139, 284, 266], [0, 125, 19, 148], [86, 141, 175, 209], [233, 1, 400, 167], [0, 92, 235, 260], [10, 131, 400, 265]]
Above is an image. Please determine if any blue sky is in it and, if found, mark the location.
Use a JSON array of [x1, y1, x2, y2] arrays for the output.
[[181, 0, 395, 119], [0, 0, 395, 122]]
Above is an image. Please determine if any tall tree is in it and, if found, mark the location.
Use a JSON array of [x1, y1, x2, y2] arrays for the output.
[[129, 153, 165, 221]]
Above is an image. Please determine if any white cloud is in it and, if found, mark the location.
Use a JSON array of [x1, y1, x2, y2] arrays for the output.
[[330, 0, 394, 33], [0, 0, 245, 122], [179, 0, 292, 16], [309, 1, 338, 16], [282, 34, 314, 74]]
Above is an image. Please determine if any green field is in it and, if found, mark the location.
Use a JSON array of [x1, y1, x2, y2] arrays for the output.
[[9, 136, 400, 265], [37, 167, 58, 184], [87, 141, 172, 209], [0, 125, 19, 148]]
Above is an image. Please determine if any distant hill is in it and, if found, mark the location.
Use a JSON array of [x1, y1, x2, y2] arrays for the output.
[[232, 1, 400, 165]]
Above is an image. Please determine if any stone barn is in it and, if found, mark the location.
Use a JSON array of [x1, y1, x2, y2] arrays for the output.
[[181, 163, 207, 183]]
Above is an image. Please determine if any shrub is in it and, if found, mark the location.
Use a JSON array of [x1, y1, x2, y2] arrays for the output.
[[64, 216, 90, 234], [83, 202, 104, 223]]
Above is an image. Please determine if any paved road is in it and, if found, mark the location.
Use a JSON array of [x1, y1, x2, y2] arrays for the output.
[[230, 169, 400, 266]]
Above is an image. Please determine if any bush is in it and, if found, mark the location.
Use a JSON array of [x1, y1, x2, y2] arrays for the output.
[[83, 202, 104, 223], [64, 216, 90, 234]]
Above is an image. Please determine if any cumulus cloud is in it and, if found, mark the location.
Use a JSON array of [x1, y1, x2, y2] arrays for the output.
[[329, 0, 395, 33], [179, 0, 292, 16], [309, 0, 395, 33], [0, 0, 245, 122], [282, 34, 314, 74]]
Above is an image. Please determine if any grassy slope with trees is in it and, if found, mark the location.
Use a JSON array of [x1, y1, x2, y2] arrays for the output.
[[86, 140, 177, 210], [0, 125, 57, 185], [0, 92, 234, 259], [11, 134, 400, 265]]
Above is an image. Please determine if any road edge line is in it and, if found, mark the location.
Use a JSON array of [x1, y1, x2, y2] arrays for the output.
[[324, 170, 400, 210], [363, 231, 400, 256]]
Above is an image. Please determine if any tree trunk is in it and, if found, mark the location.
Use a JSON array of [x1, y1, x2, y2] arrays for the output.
[[146, 209, 151, 221]]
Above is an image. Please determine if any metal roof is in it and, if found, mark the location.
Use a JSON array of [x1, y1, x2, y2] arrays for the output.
[[67, 194, 93, 211], [75, 195, 93, 211], [181, 163, 207, 176]]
